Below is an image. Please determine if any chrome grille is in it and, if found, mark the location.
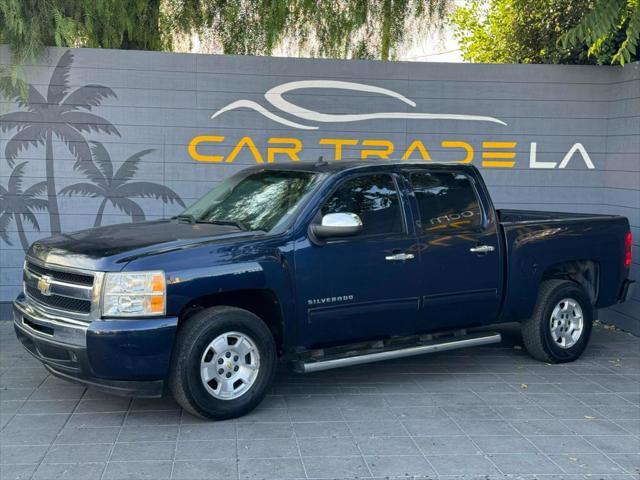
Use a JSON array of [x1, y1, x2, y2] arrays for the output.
[[26, 261, 93, 286], [24, 284, 91, 313], [23, 260, 95, 318]]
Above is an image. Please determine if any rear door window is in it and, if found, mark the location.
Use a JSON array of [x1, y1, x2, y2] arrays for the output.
[[410, 171, 482, 233]]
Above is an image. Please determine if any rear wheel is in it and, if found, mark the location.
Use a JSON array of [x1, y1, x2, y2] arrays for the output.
[[521, 280, 593, 363], [169, 306, 277, 420]]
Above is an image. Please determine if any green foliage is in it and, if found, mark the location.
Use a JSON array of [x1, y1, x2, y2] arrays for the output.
[[1, 1, 450, 63], [0, 0, 163, 97], [453, 0, 639, 65], [561, 0, 640, 65]]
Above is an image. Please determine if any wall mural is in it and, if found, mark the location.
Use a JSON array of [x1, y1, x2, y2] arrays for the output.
[[0, 50, 185, 252]]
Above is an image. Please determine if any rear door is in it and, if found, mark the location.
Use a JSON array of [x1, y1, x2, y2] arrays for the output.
[[406, 169, 502, 332], [293, 172, 422, 347]]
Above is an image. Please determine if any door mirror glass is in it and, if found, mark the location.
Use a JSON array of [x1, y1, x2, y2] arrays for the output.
[[311, 212, 363, 239]]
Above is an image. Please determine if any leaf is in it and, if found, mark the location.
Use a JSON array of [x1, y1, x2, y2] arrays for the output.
[[12, 84, 47, 111], [7, 162, 27, 194], [112, 149, 154, 185], [47, 50, 74, 105], [59, 183, 104, 198], [111, 197, 145, 222], [53, 125, 92, 166], [62, 84, 117, 111], [0, 213, 13, 245], [60, 111, 120, 137], [0, 111, 40, 133], [89, 141, 114, 182], [4, 125, 47, 166], [21, 211, 40, 231], [23, 181, 47, 198], [27, 199, 49, 212], [116, 182, 185, 207]]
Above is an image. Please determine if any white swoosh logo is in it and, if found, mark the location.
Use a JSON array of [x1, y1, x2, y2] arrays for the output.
[[211, 80, 507, 130]]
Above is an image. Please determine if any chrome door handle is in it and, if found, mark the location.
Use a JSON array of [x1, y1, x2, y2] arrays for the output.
[[385, 253, 415, 261], [469, 245, 495, 254]]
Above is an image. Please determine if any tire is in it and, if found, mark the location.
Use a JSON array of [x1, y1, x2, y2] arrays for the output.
[[169, 306, 277, 420], [521, 279, 593, 364]]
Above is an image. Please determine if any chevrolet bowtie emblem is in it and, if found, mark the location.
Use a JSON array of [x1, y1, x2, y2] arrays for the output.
[[37, 275, 53, 296]]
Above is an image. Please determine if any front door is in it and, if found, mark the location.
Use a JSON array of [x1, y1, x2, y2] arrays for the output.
[[294, 173, 421, 348], [406, 169, 502, 332]]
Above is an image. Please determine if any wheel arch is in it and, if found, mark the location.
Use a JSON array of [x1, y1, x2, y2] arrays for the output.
[[178, 289, 285, 355], [541, 259, 600, 305]]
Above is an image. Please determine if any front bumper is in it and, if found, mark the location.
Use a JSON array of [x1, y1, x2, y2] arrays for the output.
[[13, 294, 178, 398]]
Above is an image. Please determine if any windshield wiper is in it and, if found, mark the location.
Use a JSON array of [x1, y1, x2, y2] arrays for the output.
[[204, 219, 248, 231], [173, 214, 250, 231]]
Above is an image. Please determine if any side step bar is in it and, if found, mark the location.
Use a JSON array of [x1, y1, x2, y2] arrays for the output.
[[295, 332, 502, 373]]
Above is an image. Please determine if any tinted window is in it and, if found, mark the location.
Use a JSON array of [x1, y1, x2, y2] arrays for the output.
[[410, 171, 482, 233], [321, 174, 403, 236]]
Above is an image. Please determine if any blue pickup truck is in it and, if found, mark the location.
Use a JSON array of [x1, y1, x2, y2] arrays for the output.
[[14, 161, 634, 419]]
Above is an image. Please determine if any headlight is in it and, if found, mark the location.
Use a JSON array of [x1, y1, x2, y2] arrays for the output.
[[102, 271, 165, 317]]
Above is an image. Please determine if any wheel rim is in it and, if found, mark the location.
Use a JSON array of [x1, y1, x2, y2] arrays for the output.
[[549, 298, 584, 349], [200, 331, 261, 400]]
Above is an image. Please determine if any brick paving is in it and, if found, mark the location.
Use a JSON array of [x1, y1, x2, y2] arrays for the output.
[[0, 320, 638, 479]]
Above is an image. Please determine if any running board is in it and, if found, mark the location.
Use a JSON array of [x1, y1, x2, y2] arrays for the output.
[[294, 332, 502, 373]]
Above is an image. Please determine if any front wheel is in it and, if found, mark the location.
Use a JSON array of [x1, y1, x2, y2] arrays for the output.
[[169, 306, 277, 420], [521, 279, 594, 363]]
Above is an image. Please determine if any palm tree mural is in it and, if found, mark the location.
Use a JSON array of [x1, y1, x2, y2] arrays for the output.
[[60, 142, 185, 227], [0, 163, 48, 252], [0, 50, 120, 234]]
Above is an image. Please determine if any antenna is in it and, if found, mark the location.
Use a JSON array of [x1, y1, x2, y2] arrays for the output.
[[316, 155, 328, 166]]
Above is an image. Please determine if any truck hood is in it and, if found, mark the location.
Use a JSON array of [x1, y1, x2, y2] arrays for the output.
[[28, 219, 261, 271]]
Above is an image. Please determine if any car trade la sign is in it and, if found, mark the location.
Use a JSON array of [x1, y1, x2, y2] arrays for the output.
[[189, 80, 595, 169]]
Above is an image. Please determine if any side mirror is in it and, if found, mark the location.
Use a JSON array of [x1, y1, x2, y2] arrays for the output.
[[310, 212, 363, 240]]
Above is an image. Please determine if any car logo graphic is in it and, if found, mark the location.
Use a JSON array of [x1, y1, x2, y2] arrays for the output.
[[211, 80, 507, 130], [37, 275, 53, 296]]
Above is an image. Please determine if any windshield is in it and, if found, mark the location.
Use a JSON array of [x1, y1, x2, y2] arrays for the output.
[[179, 169, 319, 232]]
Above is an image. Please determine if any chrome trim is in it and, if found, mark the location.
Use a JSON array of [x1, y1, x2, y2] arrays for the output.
[[385, 253, 415, 261], [469, 245, 495, 253], [22, 256, 102, 323], [26, 255, 96, 275], [298, 332, 502, 373], [14, 296, 87, 347], [24, 268, 92, 300], [91, 272, 106, 319], [321, 212, 363, 228]]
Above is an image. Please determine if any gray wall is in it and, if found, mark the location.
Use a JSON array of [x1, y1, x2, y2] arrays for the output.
[[1, 47, 638, 332]]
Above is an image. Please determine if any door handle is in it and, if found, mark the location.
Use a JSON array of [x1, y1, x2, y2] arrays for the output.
[[469, 245, 495, 254], [385, 253, 415, 261]]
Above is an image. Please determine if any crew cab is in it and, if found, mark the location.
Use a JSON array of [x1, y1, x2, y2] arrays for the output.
[[14, 161, 635, 419]]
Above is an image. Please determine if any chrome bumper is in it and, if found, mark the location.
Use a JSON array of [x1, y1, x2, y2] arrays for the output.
[[13, 294, 87, 347]]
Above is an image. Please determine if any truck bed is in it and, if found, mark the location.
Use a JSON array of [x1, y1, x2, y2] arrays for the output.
[[497, 208, 618, 224]]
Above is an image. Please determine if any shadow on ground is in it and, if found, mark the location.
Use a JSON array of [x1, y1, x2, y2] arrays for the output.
[[1, 322, 638, 479]]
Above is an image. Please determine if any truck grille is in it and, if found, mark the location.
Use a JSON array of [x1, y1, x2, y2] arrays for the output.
[[26, 261, 94, 286], [24, 284, 92, 313], [23, 261, 95, 316]]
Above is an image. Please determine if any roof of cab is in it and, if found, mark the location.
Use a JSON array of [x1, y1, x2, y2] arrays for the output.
[[251, 160, 478, 174]]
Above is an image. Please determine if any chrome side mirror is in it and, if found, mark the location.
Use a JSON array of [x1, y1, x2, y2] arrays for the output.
[[310, 212, 363, 240]]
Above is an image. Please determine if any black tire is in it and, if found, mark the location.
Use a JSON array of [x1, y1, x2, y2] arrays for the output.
[[521, 279, 594, 363], [169, 306, 277, 420]]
